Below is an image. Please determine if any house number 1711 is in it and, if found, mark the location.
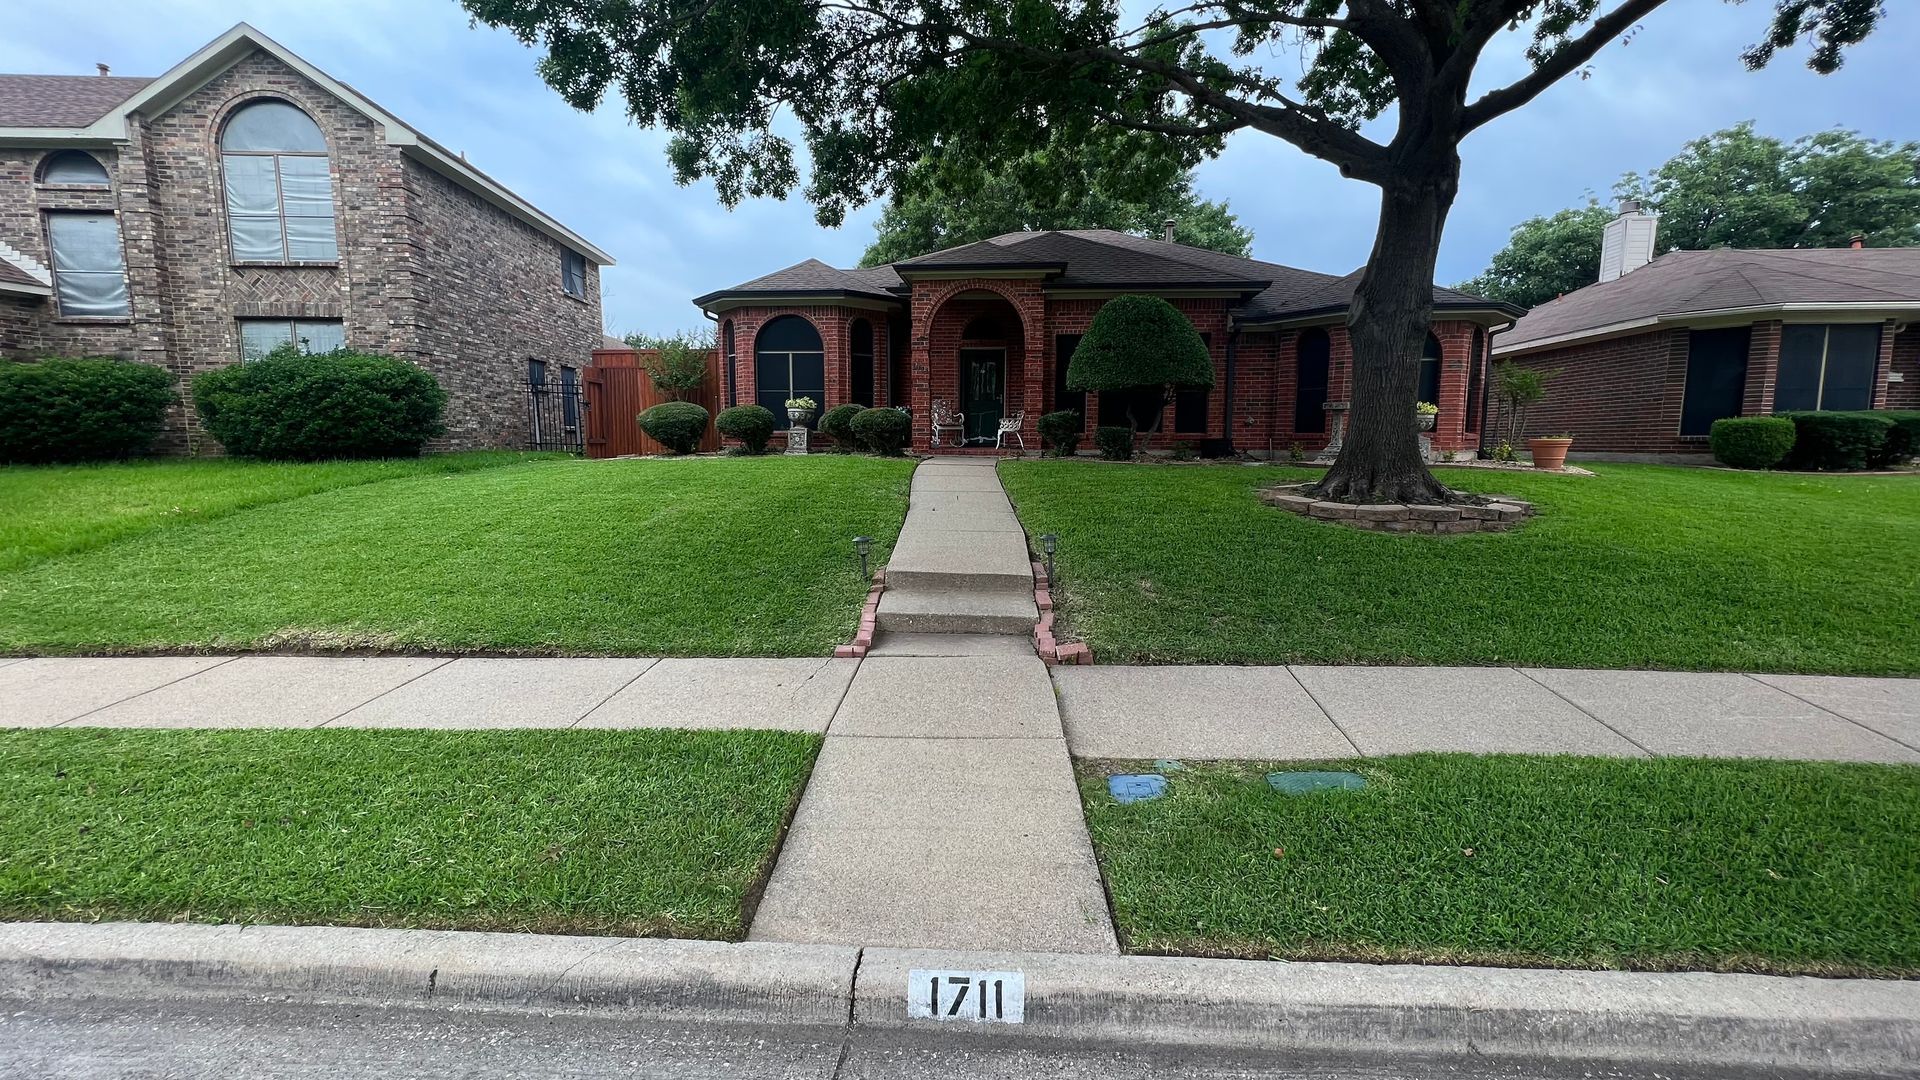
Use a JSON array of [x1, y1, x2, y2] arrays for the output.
[[906, 969, 1026, 1023]]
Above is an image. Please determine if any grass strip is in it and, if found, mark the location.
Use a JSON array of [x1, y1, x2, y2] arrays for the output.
[[0, 727, 820, 939]]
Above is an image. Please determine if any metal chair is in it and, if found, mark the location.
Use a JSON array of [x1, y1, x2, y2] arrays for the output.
[[995, 410, 1026, 450], [931, 399, 966, 448]]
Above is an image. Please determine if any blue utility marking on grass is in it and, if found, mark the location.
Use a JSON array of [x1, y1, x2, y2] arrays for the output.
[[1109, 774, 1169, 804], [1267, 770, 1367, 795]]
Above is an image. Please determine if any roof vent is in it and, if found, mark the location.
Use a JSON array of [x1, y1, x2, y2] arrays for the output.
[[1162, 218, 1176, 243], [1850, 234, 1866, 249], [96, 63, 111, 77], [1599, 200, 1656, 283]]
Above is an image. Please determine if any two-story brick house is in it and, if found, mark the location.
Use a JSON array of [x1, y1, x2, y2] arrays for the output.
[[0, 23, 614, 453], [694, 228, 1519, 457]]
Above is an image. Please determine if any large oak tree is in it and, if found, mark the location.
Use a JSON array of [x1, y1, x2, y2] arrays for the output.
[[464, 0, 1885, 502]]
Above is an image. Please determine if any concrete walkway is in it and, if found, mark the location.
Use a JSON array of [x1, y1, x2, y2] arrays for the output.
[[749, 456, 1117, 954]]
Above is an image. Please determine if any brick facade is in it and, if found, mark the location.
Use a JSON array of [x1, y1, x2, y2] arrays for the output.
[[1, 47, 604, 453], [1493, 319, 1913, 458]]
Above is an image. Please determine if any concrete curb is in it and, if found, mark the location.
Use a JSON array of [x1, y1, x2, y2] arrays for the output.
[[5, 923, 1917, 1073]]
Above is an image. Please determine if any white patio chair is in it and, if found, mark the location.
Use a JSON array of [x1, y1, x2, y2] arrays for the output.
[[931, 399, 966, 448], [995, 411, 1026, 450]]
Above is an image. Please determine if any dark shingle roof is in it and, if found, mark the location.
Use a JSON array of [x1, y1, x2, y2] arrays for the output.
[[0, 259, 50, 292], [696, 228, 1516, 323], [0, 74, 152, 128], [1500, 247, 1920, 351]]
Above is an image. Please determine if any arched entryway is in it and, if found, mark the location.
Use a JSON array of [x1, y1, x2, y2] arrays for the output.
[[755, 315, 825, 426], [927, 292, 1028, 445]]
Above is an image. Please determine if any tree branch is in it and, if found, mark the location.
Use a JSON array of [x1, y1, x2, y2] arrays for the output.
[[1460, 0, 1671, 133]]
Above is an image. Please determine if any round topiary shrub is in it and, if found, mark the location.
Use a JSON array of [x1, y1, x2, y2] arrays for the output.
[[1094, 425, 1135, 461], [819, 403, 867, 451], [715, 404, 777, 454], [0, 357, 175, 464], [850, 406, 911, 456], [1708, 416, 1797, 470], [1038, 410, 1083, 457], [638, 401, 711, 455], [193, 347, 445, 460], [1067, 295, 1213, 432]]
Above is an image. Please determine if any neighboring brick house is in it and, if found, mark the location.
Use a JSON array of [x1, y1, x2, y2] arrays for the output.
[[693, 229, 1519, 456], [1492, 202, 1920, 461], [0, 23, 613, 453]]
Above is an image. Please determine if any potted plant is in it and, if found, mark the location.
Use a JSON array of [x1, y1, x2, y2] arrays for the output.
[[1415, 401, 1438, 431], [784, 395, 818, 427], [1528, 433, 1575, 470]]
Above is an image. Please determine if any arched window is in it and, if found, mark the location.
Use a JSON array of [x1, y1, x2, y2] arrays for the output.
[[1419, 332, 1443, 419], [40, 150, 109, 186], [755, 315, 825, 426], [221, 100, 337, 262], [1294, 328, 1331, 433], [1466, 327, 1486, 435], [961, 316, 1005, 340], [849, 318, 875, 407], [722, 320, 737, 407]]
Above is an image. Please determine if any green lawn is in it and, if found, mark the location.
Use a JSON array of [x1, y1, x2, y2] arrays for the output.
[[1080, 755, 1920, 976], [1001, 461, 1920, 674], [0, 451, 546, 572], [0, 455, 912, 655], [0, 728, 819, 938]]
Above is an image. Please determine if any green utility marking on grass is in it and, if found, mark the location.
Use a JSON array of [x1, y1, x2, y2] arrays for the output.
[[1266, 770, 1367, 795]]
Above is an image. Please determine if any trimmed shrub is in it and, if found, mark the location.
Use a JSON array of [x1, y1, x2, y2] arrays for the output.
[[1094, 425, 1135, 461], [0, 358, 174, 464], [819, 403, 867, 451], [715, 404, 777, 454], [1708, 416, 1796, 470], [638, 401, 710, 455], [850, 406, 910, 456], [1777, 411, 1894, 472], [1037, 410, 1083, 457], [194, 347, 444, 460], [1874, 410, 1920, 464], [1067, 295, 1212, 432]]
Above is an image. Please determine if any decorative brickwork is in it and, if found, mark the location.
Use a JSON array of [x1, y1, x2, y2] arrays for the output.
[[1, 48, 602, 454], [1262, 483, 1534, 534]]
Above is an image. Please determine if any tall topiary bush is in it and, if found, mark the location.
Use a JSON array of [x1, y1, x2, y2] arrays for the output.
[[0, 358, 175, 464], [1777, 411, 1894, 471], [715, 403, 777, 453], [819, 403, 867, 451], [850, 406, 910, 455], [193, 347, 444, 460], [1037, 410, 1083, 457], [638, 401, 710, 454], [1708, 416, 1796, 470], [1065, 295, 1212, 433]]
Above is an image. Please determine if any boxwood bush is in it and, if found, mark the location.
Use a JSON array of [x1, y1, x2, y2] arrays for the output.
[[1038, 410, 1083, 457], [1876, 410, 1920, 464], [1777, 411, 1895, 471], [849, 406, 910, 456], [819, 403, 866, 451], [194, 347, 445, 460], [715, 404, 777, 454], [0, 357, 174, 464], [638, 401, 710, 455], [1094, 425, 1136, 461], [1708, 416, 1797, 470]]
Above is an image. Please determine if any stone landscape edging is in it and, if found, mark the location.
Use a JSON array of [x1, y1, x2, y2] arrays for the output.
[[1262, 483, 1535, 534]]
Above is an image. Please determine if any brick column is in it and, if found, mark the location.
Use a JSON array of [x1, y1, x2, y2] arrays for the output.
[[1742, 320, 1781, 416], [910, 284, 934, 451], [1021, 290, 1045, 447], [1873, 318, 1897, 409]]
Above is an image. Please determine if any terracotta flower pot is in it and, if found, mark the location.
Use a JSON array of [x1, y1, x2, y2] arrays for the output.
[[1528, 437, 1574, 471]]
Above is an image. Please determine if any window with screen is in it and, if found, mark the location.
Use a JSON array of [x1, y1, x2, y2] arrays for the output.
[[755, 315, 826, 426], [222, 100, 337, 263], [1775, 324, 1881, 413], [47, 212, 130, 317], [239, 319, 345, 360], [1294, 328, 1331, 433]]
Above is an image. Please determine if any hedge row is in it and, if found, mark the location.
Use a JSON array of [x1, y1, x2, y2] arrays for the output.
[[1711, 411, 1920, 471], [0, 358, 175, 464]]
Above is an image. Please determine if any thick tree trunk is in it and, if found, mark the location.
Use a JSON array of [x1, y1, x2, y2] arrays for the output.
[[1310, 164, 1462, 504]]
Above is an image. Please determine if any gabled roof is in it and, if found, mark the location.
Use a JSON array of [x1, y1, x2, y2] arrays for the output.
[[0, 75, 152, 128], [0, 241, 53, 297], [697, 228, 1517, 326], [0, 24, 612, 265], [1497, 247, 1920, 355]]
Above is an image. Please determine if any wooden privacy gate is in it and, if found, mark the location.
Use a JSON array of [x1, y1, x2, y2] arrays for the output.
[[584, 347, 723, 457]]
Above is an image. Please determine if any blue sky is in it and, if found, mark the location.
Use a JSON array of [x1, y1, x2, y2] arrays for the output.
[[6, 2, 1908, 335]]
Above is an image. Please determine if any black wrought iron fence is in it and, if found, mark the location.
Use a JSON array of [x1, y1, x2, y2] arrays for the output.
[[525, 383, 586, 453]]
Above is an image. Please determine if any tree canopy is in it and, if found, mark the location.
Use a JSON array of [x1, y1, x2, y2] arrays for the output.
[[1462, 123, 1920, 308], [860, 135, 1252, 266], [465, 0, 1882, 503]]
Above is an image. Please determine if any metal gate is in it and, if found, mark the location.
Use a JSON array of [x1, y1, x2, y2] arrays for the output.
[[526, 378, 587, 453]]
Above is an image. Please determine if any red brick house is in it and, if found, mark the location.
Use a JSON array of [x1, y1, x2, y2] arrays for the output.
[[694, 229, 1519, 456], [0, 23, 614, 453], [1493, 203, 1920, 461]]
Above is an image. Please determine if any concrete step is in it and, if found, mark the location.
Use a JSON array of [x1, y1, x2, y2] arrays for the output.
[[867, 632, 1039, 657], [885, 530, 1034, 593], [875, 587, 1038, 636]]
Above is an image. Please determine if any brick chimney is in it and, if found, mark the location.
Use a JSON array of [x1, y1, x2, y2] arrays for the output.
[[96, 63, 110, 77], [1599, 199, 1657, 283], [1162, 218, 1176, 243], [1850, 234, 1866, 249]]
